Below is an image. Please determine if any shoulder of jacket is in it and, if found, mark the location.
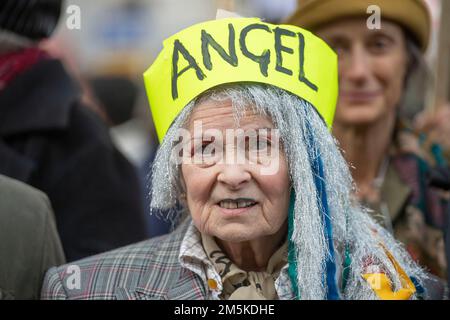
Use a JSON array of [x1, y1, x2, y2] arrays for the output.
[[41, 222, 190, 299]]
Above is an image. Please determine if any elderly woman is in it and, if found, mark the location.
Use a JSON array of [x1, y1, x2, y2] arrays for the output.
[[286, 0, 448, 280], [42, 17, 427, 300]]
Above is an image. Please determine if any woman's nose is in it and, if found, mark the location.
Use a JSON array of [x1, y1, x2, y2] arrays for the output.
[[217, 164, 251, 189], [343, 45, 371, 84]]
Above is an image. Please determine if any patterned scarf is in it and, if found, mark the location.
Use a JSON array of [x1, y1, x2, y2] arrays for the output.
[[201, 233, 288, 300]]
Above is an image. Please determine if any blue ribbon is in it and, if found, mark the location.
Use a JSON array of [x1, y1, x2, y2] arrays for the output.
[[305, 122, 341, 300]]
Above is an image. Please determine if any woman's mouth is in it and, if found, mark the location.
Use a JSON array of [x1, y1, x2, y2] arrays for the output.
[[340, 90, 381, 103], [218, 198, 257, 209], [216, 198, 258, 215]]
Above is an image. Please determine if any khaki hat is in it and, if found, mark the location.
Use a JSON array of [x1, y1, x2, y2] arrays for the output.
[[285, 0, 431, 51]]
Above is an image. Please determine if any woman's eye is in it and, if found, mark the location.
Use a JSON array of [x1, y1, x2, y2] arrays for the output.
[[368, 36, 392, 53], [251, 138, 276, 165], [247, 138, 272, 156], [190, 139, 222, 167], [192, 143, 210, 156], [332, 44, 346, 57], [202, 142, 215, 156], [326, 39, 349, 57], [256, 139, 270, 151]]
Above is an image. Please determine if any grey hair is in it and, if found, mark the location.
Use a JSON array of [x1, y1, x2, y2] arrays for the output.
[[149, 83, 427, 299]]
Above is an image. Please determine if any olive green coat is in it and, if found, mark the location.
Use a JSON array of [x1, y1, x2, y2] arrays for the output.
[[0, 175, 65, 299]]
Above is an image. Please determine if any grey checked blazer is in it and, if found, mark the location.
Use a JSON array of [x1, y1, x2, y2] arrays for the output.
[[41, 219, 208, 300]]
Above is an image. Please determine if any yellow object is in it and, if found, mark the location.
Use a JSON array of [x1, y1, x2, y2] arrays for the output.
[[285, 0, 430, 51], [143, 18, 338, 141], [362, 244, 416, 300], [207, 279, 218, 290]]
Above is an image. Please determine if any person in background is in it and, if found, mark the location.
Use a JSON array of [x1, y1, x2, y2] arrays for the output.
[[286, 0, 448, 282], [0, 174, 65, 300], [0, 0, 147, 261]]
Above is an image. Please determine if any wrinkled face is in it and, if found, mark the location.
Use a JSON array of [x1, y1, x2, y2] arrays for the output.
[[316, 18, 408, 126], [180, 99, 290, 243]]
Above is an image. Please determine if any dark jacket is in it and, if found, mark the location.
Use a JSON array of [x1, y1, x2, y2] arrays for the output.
[[0, 58, 147, 261], [0, 174, 65, 299]]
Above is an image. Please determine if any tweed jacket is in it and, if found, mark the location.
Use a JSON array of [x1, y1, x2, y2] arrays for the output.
[[41, 219, 209, 300]]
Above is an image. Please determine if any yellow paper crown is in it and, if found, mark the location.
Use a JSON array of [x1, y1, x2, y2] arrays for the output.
[[144, 17, 338, 141]]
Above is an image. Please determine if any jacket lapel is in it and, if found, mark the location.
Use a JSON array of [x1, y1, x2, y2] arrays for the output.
[[165, 268, 207, 300]]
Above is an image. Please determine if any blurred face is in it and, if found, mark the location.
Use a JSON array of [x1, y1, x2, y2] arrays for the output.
[[316, 18, 408, 126], [180, 99, 290, 244]]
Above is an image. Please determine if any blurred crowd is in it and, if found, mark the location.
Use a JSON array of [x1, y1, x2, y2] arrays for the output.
[[0, 0, 449, 299]]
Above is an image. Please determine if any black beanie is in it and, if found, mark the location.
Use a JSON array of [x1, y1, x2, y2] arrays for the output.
[[0, 0, 63, 40]]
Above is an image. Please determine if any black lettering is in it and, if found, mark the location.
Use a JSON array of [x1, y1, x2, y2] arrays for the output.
[[172, 39, 206, 99], [202, 23, 238, 70], [298, 32, 318, 92], [274, 27, 295, 76], [239, 23, 272, 77]]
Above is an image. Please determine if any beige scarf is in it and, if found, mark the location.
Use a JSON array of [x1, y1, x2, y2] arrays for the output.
[[201, 233, 287, 300]]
